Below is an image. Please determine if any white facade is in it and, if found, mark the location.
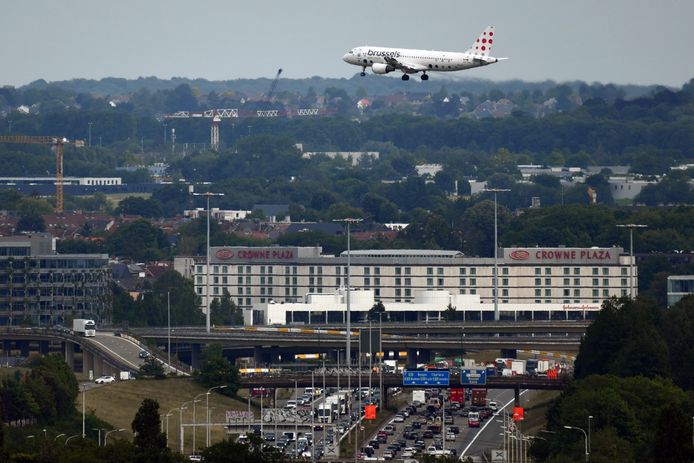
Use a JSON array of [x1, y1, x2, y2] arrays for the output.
[[608, 177, 655, 201], [174, 246, 634, 321], [259, 288, 601, 325]]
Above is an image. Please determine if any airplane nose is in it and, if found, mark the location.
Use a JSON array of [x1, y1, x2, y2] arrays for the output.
[[342, 53, 350, 63]]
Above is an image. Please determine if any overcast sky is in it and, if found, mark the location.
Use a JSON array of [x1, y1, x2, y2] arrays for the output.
[[2, 0, 693, 88]]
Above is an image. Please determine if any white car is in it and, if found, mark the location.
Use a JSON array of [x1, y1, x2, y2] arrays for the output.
[[489, 401, 498, 411], [94, 375, 115, 384]]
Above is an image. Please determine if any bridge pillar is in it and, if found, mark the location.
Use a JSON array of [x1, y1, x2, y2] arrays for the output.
[[93, 355, 104, 377], [84, 351, 95, 379], [500, 349, 517, 359], [19, 341, 30, 358], [63, 342, 75, 370], [39, 341, 49, 355], [191, 343, 202, 370]]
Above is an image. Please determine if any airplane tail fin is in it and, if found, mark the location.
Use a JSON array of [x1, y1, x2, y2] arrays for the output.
[[467, 26, 496, 56]]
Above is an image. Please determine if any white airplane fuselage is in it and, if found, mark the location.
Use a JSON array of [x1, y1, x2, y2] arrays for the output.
[[343, 46, 497, 73]]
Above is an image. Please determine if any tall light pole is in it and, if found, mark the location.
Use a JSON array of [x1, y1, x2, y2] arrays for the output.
[[206, 385, 227, 447], [88, 122, 93, 147], [192, 395, 204, 452], [82, 384, 86, 438], [616, 224, 647, 298], [193, 191, 225, 333], [483, 188, 510, 321], [588, 415, 593, 455], [564, 425, 589, 462], [167, 290, 171, 372]]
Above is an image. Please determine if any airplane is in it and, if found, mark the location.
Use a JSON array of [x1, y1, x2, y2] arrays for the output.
[[342, 26, 507, 81]]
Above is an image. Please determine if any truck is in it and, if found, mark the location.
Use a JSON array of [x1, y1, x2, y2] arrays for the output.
[[317, 401, 338, 423], [471, 388, 487, 407], [72, 319, 96, 337], [510, 360, 526, 376], [119, 371, 134, 381], [412, 389, 426, 405], [467, 411, 481, 427]]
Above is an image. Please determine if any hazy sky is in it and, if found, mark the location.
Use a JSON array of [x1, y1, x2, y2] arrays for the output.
[[2, 0, 693, 88]]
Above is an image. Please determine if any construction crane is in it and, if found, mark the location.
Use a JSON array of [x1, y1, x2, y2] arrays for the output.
[[266, 68, 283, 102], [0, 135, 85, 213], [164, 108, 239, 151]]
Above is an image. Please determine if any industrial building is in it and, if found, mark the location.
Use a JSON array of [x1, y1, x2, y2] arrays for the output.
[[0, 234, 111, 326], [174, 246, 634, 324]]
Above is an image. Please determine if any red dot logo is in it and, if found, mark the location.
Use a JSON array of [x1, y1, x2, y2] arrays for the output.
[[215, 249, 234, 260], [482, 39, 487, 43], [489, 39, 493, 44], [510, 250, 530, 260], [481, 46, 486, 51], [489, 31, 494, 36]]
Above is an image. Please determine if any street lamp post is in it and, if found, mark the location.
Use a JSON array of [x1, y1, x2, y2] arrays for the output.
[[180, 401, 193, 454], [206, 385, 227, 447], [88, 122, 93, 147], [483, 188, 510, 321], [616, 224, 647, 298], [564, 425, 589, 462], [192, 395, 205, 452], [92, 428, 106, 446], [193, 191, 224, 333], [82, 384, 86, 438], [588, 415, 593, 455], [167, 290, 172, 373], [104, 428, 125, 445]]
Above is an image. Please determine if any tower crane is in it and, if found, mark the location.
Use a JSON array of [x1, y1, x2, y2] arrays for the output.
[[0, 135, 85, 213], [266, 68, 283, 102], [163, 108, 239, 151]]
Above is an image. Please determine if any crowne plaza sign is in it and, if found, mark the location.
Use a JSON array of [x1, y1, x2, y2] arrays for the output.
[[503, 247, 623, 264]]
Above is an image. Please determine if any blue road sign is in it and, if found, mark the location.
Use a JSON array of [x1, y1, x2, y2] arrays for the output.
[[461, 368, 487, 386], [403, 370, 450, 386]]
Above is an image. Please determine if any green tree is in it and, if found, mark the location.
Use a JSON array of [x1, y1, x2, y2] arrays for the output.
[[138, 357, 166, 379], [367, 301, 386, 322], [16, 213, 45, 232], [196, 343, 240, 396], [443, 303, 458, 321], [115, 196, 164, 218], [106, 219, 170, 261], [132, 399, 170, 463]]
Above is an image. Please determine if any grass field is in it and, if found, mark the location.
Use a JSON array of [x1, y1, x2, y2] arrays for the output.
[[103, 192, 151, 207], [78, 378, 254, 454]]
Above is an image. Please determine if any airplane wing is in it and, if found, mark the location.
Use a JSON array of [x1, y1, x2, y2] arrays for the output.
[[383, 56, 428, 73]]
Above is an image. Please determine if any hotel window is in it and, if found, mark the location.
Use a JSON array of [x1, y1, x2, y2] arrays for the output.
[[535, 278, 541, 286], [545, 268, 552, 275], [459, 278, 466, 286], [309, 277, 315, 286], [335, 266, 341, 275], [405, 278, 411, 286], [563, 268, 570, 275], [238, 298, 243, 306], [563, 278, 570, 286], [238, 287, 243, 295], [268, 277, 273, 285], [621, 289, 628, 296], [395, 288, 401, 298], [405, 267, 411, 275], [502, 289, 509, 297], [470, 278, 476, 286], [245, 276, 251, 285], [213, 276, 219, 284], [246, 266, 251, 273], [374, 278, 380, 286], [535, 268, 541, 275], [427, 267, 433, 275], [405, 288, 412, 297], [260, 288, 265, 295], [336, 277, 341, 286], [260, 276, 265, 285], [573, 278, 580, 286], [502, 278, 508, 286], [222, 266, 228, 274], [545, 278, 551, 286], [317, 277, 323, 286], [603, 289, 609, 297], [545, 289, 551, 297], [427, 278, 433, 286], [197, 265, 203, 273], [292, 288, 297, 296], [196, 276, 203, 284], [395, 278, 401, 286], [267, 266, 272, 274], [285, 277, 290, 285], [621, 268, 628, 276], [293, 266, 298, 275], [317, 267, 322, 275], [437, 268, 443, 275], [246, 298, 251, 306], [285, 267, 291, 275], [574, 268, 580, 275], [564, 289, 570, 297], [245, 287, 251, 295], [260, 266, 265, 274], [285, 288, 290, 296], [374, 267, 380, 275], [292, 277, 297, 285], [460, 289, 466, 295], [437, 278, 444, 286], [621, 278, 628, 286], [459, 268, 466, 275], [222, 276, 228, 284], [593, 289, 599, 297], [592, 268, 599, 275], [364, 277, 370, 286], [502, 267, 509, 275], [470, 268, 476, 275], [592, 278, 599, 286], [574, 289, 580, 297], [603, 278, 609, 286], [395, 267, 402, 275], [470, 289, 477, 295], [535, 289, 541, 297], [364, 267, 370, 275], [197, 287, 202, 294], [309, 267, 315, 275], [602, 268, 609, 276]]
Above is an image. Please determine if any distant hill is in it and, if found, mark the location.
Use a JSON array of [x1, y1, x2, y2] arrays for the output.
[[21, 75, 662, 99]]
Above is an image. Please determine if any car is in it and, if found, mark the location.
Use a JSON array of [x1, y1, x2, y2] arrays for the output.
[[368, 439, 380, 449], [393, 414, 405, 423], [94, 375, 115, 384], [188, 454, 203, 462], [489, 401, 498, 411], [446, 432, 456, 441], [138, 350, 150, 359]]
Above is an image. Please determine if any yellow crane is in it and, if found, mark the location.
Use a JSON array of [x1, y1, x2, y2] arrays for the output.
[[0, 135, 85, 213]]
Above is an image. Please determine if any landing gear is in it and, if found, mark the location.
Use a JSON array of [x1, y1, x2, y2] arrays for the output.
[[401, 74, 410, 81], [361, 67, 366, 77], [421, 73, 429, 81], [360, 71, 366, 77]]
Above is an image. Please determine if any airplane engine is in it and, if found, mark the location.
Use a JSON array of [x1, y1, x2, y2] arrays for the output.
[[372, 63, 395, 74]]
